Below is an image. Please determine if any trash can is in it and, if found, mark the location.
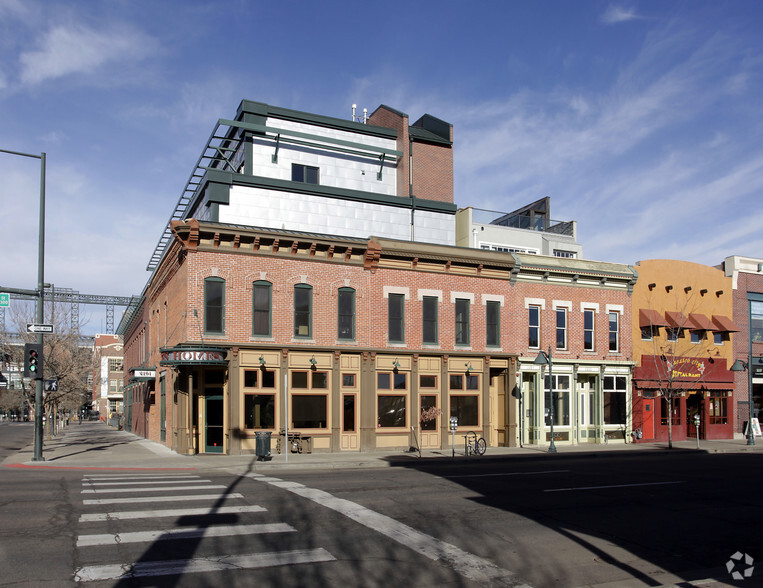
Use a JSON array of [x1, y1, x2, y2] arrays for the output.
[[255, 431, 272, 460]]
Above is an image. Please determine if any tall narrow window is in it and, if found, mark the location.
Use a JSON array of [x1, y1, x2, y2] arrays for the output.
[[455, 298, 470, 345], [252, 281, 272, 337], [422, 296, 438, 344], [486, 301, 500, 347], [609, 311, 620, 352], [556, 308, 567, 350], [294, 284, 312, 338], [337, 287, 355, 340], [529, 305, 540, 348], [583, 309, 595, 351], [388, 293, 405, 343], [204, 277, 225, 334]]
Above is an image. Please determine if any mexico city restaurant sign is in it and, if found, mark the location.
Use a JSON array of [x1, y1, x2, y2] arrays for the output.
[[160, 347, 227, 366]]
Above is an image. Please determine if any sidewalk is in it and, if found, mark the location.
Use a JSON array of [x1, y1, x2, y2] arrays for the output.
[[3, 421, 763, 473]]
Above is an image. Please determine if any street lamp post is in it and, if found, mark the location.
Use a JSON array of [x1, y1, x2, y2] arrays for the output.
[[0, 148, 46, 461], [534, 347, 557, 453]]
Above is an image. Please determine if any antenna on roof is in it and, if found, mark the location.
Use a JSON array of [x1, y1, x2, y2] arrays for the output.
[[351, 104, 367, 124]]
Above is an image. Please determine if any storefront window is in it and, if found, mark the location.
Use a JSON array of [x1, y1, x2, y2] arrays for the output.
[[244, 394, 275, 429], [752, 301, 763, 343], [708, 391, 728, 424], [544, 374, 570, 426], [378, 395, 406, 427], [450, 395, 479, 427], [660, 396, 681, 425], [292, 395, 327, 429], [603, 376, 627, 425]]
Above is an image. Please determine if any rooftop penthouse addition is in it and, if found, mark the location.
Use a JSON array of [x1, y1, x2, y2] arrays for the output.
[[456, 197, 582, 259]]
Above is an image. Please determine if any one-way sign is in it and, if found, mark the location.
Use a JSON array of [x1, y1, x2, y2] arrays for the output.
[[26, 323, 54, 334]]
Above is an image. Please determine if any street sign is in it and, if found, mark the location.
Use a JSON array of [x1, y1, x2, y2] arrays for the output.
[[0, 293, 9, 307], [26, 323, 54, 334], [44, 379, 58, 392]]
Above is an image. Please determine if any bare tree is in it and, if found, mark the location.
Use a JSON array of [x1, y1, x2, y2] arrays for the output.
[[639, 289, 719, 449], [0, 299, 94, 436]]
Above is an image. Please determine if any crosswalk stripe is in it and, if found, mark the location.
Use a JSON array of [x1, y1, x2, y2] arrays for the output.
[[77, 522, 295, 547], [83, 492, 244, 505], [81, 484, 226, 494], [83, 479, 210, 487], [79, 505, 266, 522], [74, 548, 336, 582], [82, 475, 200, 481]]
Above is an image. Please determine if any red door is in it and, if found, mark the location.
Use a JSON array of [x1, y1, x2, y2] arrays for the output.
[[642, 399, 654, 439]]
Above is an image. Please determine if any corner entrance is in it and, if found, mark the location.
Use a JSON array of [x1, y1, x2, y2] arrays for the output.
[[204, 395, 224, 453]]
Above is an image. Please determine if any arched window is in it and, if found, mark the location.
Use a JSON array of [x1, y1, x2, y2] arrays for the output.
[[337, 287, 355, 340], [252, 280, 272, 337], [294, 284, 312, 338], [204, 277, 225, 334]]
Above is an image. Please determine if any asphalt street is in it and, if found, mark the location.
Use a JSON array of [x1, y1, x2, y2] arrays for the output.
[[1, 420, 762, 587]]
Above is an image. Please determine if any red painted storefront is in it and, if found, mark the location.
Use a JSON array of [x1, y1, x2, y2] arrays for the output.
[[633, 355, 734, 441]]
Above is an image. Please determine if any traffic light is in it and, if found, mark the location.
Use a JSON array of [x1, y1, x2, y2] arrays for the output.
[[24, 343, 43, 379]]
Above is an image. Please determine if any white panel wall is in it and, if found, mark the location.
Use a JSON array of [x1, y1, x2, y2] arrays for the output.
[[222, 185, 455, 244], [250, 118, 398, 196]]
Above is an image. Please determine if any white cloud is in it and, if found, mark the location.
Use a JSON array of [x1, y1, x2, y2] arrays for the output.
[[19, 23, 156, 85], [601, 3, 642, 25]]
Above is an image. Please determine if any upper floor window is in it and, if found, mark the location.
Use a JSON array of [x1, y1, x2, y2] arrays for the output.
[[108, 358, 123, 373], [583, 309, 595, 351], [294, 284, 312, 338], [204, 277, 225, 334], [556, 308, 567, 350], [529, 305, 540, 348], [337, 287, 355, 340], [609, 312, 620, 352], [252, 280, 272, 337], [422, 296, 438, 344], [553, 249, 577, 258], [292, 163, 319, 184], [388, 294, 405, 343], [752, 301, 763, 342], [455, 298, 470, 345], [486, 301, 500, 347]]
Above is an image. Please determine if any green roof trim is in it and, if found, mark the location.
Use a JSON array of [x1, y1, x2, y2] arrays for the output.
[[237, 100, 398, 140]]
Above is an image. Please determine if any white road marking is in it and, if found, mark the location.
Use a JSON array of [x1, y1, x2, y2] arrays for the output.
[[77, 522, 295, 547], [83, 492, 244, 505], [74, 548, 336, 582], [446, 469, 570, 479], [545, 481, 685, 492], [248, 473, 531, 587], [81, 484, 226, 494], [83, 479, 210, 487], [79, 505, 266, 522], [82, 474, 200, 481]]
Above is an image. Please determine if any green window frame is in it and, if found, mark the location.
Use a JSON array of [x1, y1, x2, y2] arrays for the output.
[[455, 298, 470, 346], [204, 277, 225, 335], [422, 296, 438, 344], [388, 293, 405, 343], [252, 280, 272, 337], [338, 287, 355, 340], [294, 283, 312, 338], [486, 300, 500, 347]]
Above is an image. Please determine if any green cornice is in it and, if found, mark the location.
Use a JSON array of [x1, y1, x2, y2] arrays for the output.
[[236, 100, 398, 140]]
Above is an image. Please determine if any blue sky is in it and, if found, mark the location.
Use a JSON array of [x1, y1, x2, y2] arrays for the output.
[[1, 0, 762, 335]]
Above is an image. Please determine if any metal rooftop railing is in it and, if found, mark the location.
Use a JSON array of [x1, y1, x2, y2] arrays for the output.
[[469, 207, 575, 236]]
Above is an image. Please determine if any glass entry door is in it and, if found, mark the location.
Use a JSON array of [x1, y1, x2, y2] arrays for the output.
[[204, 395, 224, 453]]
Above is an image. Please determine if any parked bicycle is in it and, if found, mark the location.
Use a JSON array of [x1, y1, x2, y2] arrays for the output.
[[464, 431, 487, 456]]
